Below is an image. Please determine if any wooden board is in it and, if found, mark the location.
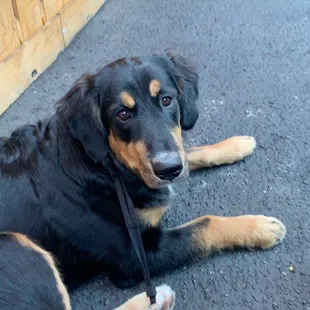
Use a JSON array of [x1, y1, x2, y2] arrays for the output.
[[60, 0, 85, 46], [82, 0, 105, 23], [41, 0, 64, 23], [60, 0, 105, 46], [0, 0, 21, 61], [12, 0, 43, 42], [0, 0, 106, 116], [0, 16, 64, 115]]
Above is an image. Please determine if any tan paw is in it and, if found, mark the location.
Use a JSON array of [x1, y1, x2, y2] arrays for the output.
[[117, 284, 175, 310], [219, 135, 256, 164], [242, 215, 286, 249]]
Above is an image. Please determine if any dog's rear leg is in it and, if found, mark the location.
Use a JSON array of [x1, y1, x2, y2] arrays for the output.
[[186, 136, 256, 171], [110, 214, 286, 287]]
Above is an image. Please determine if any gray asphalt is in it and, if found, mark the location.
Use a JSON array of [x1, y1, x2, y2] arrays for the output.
[[0, 0, 309, 309]]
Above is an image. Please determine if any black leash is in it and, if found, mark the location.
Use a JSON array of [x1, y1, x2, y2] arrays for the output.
[[113, 176, 157, 305]]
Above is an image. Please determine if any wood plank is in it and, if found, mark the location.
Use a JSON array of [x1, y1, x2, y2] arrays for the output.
[[82, 0, 105, 23], [60, 0, 105, 46], [0, 16, 64, 115], [41, 0, 64, 23], [12, 0, 43, 42], [59, 0, 85, 46], [0, 0, 21, 61]]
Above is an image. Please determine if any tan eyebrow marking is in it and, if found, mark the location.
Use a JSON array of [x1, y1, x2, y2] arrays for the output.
[[120, 92, 135, 109], [149, 80, 161, 97]]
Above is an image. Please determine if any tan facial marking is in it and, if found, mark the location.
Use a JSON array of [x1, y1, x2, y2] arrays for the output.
[[137, 206, 168, 227], [121, 92, 135, 109], [171, 126, 183, 151], [149, 80, 161, 97], [108, 131, 158, 188], [10, 233, 71, 310], [171, 126, 186, 171]]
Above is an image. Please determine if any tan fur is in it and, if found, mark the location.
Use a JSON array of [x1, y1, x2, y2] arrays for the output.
[[11, 233, 71, 310], [186, 136, 256, 171], [108, 131, 159, 188], [176, 215, 286, 251], [170, 126, 187, 171], [137, 206, 168, 227], [115, 284, 175, 310], [149, 80, 161, 97], [170, 126, 183, 151], [115, 292, 151, 310], [121, 92, 135, 109]]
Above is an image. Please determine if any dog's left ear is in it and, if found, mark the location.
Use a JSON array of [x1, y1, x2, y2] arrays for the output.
[[166, 51, 199, 130], [57, 74, 108, 164]]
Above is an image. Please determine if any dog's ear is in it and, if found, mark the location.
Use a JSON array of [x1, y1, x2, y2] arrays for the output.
[[166, 51, 199, 130], [57, 74, 108, 163]]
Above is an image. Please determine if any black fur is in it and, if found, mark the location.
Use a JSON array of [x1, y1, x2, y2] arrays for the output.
[[165, 51, 199, 130], [0, 233, 66, 310], [0, 52, 201, 301]]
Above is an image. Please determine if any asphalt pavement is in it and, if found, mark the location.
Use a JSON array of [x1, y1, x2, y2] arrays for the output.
[[0, 0, 309, 309]]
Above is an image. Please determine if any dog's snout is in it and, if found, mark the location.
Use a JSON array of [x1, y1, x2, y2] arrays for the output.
[[152, 152, 183, 181]]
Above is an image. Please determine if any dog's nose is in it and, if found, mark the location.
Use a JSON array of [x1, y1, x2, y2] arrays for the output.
[[152, 152, 183, 181]]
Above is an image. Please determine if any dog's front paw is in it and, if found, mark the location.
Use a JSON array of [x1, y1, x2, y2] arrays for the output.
[[116, 284, 175, 310], [220, 136, 256, 164], [240, 215, 286, 249]]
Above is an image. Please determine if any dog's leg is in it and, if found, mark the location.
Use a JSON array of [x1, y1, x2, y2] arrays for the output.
[[110, 214, 286, 287], [115, 284, 175, 310], [186, 136, 256, 171]]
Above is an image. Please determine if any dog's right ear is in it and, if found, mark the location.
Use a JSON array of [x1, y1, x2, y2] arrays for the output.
[[56, 74, 108, 164]]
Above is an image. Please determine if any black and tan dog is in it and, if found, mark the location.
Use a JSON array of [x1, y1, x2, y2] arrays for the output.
[[0, 52, 286, 309]]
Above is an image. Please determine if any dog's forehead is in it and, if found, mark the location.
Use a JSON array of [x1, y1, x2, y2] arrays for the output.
[[106, 57, 169, 89], [99, 57, 175, 110]]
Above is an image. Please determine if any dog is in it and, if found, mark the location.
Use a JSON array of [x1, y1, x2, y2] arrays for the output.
[[0, 51, 286, 309]]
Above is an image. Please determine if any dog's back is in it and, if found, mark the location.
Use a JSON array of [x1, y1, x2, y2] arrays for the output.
[[0, 232, 70, 310]]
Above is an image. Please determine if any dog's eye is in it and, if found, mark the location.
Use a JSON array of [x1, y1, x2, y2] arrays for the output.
[[117, 109, 130, 121], [162, 96, 172, 107]]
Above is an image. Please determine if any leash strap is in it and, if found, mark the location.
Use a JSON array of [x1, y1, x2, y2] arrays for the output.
[[114, 177, 157, 305]]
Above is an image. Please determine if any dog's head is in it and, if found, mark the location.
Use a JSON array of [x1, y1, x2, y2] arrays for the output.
[[57, 52, 199, 189]]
